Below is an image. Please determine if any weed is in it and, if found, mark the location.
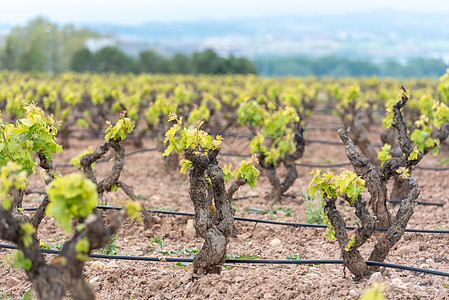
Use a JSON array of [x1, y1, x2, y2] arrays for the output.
[[437, 156, 449, 165], [150, 236, 166, 252], [39, 240, 63, 250], [244, 206, 295, 219], [97, 234, 121, 255], [136, 194, 148, 200], [304, 192, 324, 224]]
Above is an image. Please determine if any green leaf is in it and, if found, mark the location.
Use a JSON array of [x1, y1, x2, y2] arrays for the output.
[[75, 237, 90, 261], [344, 235, 356, 251], [20, 223, 36, 248], [46, 173, 98, 233]]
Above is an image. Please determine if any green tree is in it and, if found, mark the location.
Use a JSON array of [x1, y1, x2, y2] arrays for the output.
[[192, 49, 226, 74], [227, 55, 257, 74], [0, 17, 97, 73], [70, 47, 93, 72], [93, 46, 136, 73], [138, 50, 169, 73], [169, 53, 194, 74]]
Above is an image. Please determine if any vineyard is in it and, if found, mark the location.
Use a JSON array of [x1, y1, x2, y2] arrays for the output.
[[0, 71, 449, 299]]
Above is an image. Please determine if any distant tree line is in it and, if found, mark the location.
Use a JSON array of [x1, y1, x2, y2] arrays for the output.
[[0, 17, 256, 75], [1, 17, 447, 77], [70, 47, 257, 74], [0, 17, 97, 73], [254, 56, 449, 78]]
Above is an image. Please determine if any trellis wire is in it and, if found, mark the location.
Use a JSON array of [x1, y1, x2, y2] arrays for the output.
[[53, 147, 449, 171]]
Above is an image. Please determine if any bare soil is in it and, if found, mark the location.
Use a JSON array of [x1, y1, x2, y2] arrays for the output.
[[1, 113, 449, 299]]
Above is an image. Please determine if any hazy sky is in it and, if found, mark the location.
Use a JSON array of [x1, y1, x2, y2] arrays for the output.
[[2, 0, 449, 26]]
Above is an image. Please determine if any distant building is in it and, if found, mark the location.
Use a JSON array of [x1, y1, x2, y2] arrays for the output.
[[85, 37, 118, 52]]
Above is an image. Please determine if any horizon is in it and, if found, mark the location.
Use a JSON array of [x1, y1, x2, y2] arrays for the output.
[[2, 0, 449, 26]]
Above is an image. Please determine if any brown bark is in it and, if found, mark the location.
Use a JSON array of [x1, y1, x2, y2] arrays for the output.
[[324, 89, 422, 278], [80, 139, 153, 229], [323, 195, 370, 279], [185, 148, 245, 276], [338, 129, 391, 227], [0, 189, 129, 299], [31, 152, 57, 229], [259, 122, 305, 202], [369, 175, 419, 262]]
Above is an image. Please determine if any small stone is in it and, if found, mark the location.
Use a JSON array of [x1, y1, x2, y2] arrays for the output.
[[390, 278, 407, 290], [425, 258, 433, 265], [149, 280, 164, 291], [105, 261, 118, 272], [396, 244, 419, 256], [306, 273, 320, 279], [419, 263, 430, 269], [349, 289, 357, 297], [162, 292, 172, 299], [6, 277, 19, 288], [269, 238, 282, 247], [234, 276, 245, 282], [368, 272, 383, 285], [91, 261, 105, 272], [89, 276, 99, 284], [185, 219, 195, 233], [236, 232, 252, 240], [264, 293, 273, 299]]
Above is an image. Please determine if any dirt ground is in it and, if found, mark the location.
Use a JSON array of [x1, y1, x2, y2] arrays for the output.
[[1, 113, 449, 299]]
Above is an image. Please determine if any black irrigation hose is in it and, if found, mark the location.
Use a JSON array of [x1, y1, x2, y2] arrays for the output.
[[0, 243, 448, 277], [20, 206, 449, 234], [415, 165, 449, 171], [389, 199, 444, 207], [338, 198, 445, 207], [295, 162, 352, 168]]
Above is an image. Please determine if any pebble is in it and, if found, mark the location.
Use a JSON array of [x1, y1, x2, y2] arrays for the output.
[[368, 272, 383, 285], [149, 279, 164, 291], [6, 277, 19, 288], [236, 232, 252, 240], [105, 261, 118, 272], [390, 278, 407, 290], [419, 263, 430, 269], [89, 276, 99, 284], [185, 219, 196, 233], [91, 261, 105, 272], [269, 238, 282, 247], [396, 244, 419, 256]]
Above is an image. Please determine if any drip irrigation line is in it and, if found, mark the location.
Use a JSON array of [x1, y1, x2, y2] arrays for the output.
[[415, 165, 449, 171], [219, 152, 252, 158], [0, 244, 447, 277], [338, 198, 445, 207], [389, 199, 444, 207], [232, 195, 259, 200], [20, 206, 449, 233], [295, 162, 352, 168]]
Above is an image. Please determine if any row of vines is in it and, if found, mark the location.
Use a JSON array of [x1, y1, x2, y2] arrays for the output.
[[1, 71, 449, 299]]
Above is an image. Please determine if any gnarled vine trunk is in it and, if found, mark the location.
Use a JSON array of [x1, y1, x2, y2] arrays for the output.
[[325, 91, 423, 278], [259, 122, 305, 202], [185, 148, 246, 275]]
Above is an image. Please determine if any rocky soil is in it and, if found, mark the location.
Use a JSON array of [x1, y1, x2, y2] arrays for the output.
[[1, 113, 449, 299]]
